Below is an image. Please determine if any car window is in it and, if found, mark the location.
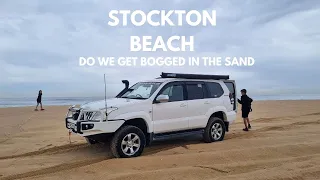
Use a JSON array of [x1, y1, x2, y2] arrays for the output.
[[186, 83, 204, 100], [133, 85, 152, 97], [160, 84, 184, 102], [161, 86, 172, 96], [206, 82, 224, 98], [121, 82, 161, 99], [224, 82, 235, 94]]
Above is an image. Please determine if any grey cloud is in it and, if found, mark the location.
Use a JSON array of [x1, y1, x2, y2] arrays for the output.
[[0, 0, 320, 98], [251, 0, 320, 25], [0, 49, 68, 68]]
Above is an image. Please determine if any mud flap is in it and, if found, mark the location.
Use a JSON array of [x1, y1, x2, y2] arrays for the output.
[[225, 121, 229, 132]]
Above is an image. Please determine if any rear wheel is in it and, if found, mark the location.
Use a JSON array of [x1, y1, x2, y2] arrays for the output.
[[110, 125, 146, 158], [203, 117, 226, 143]]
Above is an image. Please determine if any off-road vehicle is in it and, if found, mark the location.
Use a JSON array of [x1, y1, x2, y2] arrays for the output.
[[65, 72, 237, 158]]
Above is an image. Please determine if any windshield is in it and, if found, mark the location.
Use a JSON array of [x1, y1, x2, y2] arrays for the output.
[[120, 82, 162, 99]]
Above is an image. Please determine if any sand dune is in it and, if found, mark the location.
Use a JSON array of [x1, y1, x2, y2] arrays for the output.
[[1, 100, 320, 180]]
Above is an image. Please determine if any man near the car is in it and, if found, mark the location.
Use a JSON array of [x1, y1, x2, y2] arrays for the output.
[[237, 89, 252, 131]]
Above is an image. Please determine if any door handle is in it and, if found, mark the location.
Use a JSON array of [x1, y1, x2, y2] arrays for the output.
[[204, 101, 210, 104], [180, 103, 187, 107]]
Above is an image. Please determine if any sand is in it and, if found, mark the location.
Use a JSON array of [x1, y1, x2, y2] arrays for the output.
[[0, 100, 320, 180]]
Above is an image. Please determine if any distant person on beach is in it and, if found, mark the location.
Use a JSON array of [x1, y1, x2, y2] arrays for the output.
[[35, 90, 44, 111], [237, 89, 253, 131]]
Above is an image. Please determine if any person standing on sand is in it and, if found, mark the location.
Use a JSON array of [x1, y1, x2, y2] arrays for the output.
[[237, 89, 253, 131], [35, 90, 44, 111]]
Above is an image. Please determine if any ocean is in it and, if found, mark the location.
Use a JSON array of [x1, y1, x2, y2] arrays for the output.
[[0, 97, 104, 108], [0, 95, 320, 108]]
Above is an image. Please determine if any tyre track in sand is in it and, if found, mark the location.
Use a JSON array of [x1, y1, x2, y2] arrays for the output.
[[0, 143, 88, 160], [225, 112, 320, 140], [1, 157, 107, 180], [2, 111, 319, 161], [1, 111, 320, 179], [91, 154, 320, 180], [252, 111, 320, 123], [133, 112, 320, 156]]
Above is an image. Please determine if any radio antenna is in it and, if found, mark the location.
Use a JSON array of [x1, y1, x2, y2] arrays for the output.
[[104, 74, 107, 110]]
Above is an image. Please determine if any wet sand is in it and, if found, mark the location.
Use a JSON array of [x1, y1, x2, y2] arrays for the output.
[[1, 100, 320, 180]]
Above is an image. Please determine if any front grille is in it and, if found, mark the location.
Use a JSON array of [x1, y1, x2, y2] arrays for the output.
[[76, 111, 98, 121], [86, 112, 93, 120]]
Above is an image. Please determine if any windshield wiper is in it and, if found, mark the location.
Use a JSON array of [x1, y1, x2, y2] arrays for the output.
[[124, 96, 147, 100], [132, 97, 147, 99], [120, 96, 146, 99]]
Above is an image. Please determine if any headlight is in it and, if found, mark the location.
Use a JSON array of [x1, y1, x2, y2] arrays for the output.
[[106, 107, 118, 115], [90, 111, 104, 121]]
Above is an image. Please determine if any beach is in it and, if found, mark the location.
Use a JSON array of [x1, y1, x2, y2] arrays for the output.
[[1, 100, 320, 180]]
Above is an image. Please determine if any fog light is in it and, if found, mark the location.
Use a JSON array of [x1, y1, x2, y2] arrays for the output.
[[82, 124, 94, 130]]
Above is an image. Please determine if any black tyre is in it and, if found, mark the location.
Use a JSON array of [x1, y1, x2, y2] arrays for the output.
[[85, 137, 98, 145], [203, 117, 226, 143], [110, 125, 146, 158]]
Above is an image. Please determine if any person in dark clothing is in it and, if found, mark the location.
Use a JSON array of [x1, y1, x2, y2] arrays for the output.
[[35, 90, 44, 111], [237, 89, 253, 131]]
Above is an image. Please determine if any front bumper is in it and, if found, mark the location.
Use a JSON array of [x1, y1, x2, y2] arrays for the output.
[[65, 105, 125, 136]]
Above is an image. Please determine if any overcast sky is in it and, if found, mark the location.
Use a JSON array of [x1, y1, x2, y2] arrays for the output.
[[1, 0, 320, 98]]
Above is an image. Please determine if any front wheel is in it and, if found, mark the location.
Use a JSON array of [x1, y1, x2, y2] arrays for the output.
[[110, 125, 146, 158], [203, 117, 226, 143]]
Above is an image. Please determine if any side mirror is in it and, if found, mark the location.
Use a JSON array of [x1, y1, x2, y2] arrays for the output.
[[155, 94, 169, 103]]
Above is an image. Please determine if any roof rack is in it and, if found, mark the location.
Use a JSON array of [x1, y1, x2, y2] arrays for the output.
[[160, 72, 229, 80]]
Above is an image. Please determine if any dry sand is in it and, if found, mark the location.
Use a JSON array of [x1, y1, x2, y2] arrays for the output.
[[0, 100, 320, 180]]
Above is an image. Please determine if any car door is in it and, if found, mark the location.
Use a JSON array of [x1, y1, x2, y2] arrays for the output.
[[152, 81, 188, 134], [222, 80, 237, 124], [185, 81, 210, 129], [223, 80, 237, 112]]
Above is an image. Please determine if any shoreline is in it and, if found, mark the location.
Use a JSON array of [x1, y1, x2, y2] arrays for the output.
[[1, 98, 320, 108]]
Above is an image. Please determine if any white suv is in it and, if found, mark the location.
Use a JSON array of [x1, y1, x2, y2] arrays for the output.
[[65, 72, 237, 158]]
